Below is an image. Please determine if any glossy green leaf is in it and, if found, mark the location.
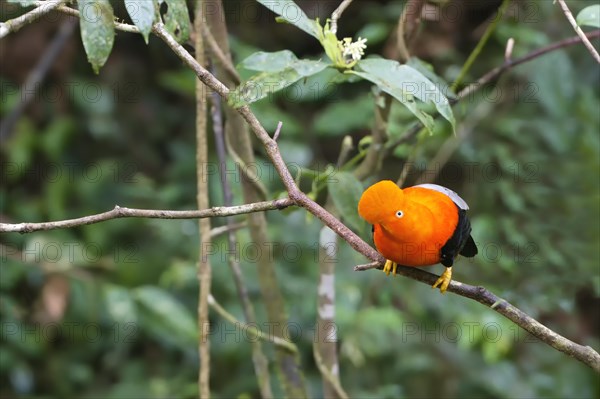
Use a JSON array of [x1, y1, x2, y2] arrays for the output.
[[256, 0, 319, 38], [576, 5, 600, 28], [352, 58, 455, 134], [78, 0, 115, 73], [230, 51, 328, 107], [327, 172, 367, 233], [162, 0, 190, 43], [124, 0, 156, 43]]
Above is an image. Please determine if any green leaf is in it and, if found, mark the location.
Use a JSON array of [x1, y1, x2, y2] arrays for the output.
[[7, 0, 36, 5], [133, 286, 197, 346], [230, 51, 328, 107], [327, 172, 367, 233], [576, 5, 600, 28], [314, 94, 373, 136], [256, 0, 320, 38], [162, 0, 190, 43], [352, 58, 455, 134], [78, 0, 115, 74], [104, 284, 138, 324], [124, 0, 156, 43], [241, 50, 299, 72]]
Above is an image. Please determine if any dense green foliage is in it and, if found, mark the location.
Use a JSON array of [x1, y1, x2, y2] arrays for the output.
[[1, 0, 599, 398]]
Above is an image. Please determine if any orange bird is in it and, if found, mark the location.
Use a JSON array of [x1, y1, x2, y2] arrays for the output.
[[358, 180, 478, 293]]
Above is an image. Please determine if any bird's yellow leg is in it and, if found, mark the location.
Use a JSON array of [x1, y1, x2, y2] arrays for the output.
[[383, 259, 398, 276], [432, 267, 452, 293]]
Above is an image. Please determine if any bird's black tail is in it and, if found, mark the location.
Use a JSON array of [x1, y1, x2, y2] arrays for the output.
[[460, 235, 478, 257]]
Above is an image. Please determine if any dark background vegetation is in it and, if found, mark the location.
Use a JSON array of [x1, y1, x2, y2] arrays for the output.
[[1, 0, 599, 398]]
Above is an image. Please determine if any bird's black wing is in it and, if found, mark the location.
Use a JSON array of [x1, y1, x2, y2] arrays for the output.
[[440, 207, 478, 267]]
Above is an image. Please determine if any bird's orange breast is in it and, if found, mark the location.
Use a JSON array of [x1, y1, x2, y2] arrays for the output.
[[361, 184, 459, 267]]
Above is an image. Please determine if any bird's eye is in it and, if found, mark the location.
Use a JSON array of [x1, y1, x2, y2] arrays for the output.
[[395, 210, 404, 218]]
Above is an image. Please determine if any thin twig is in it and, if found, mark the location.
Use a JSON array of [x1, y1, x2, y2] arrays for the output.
[[203, 2, 307, 395], [273, 121, 283, 141], [0, 199, 295, 233], [201, 23, 241, 85], [457, 30, 600, 100], [353, 93, 391, 180], [209, 61, 274, 399], [556, 0, 600, 63], [29, 1, 140, 33], [330, 0, 354, 34], [451, 0, 511, 91], [0, 18, 77, 140], [194, 9, 211, 396], [0, 0, 67, 38], [384, 30, 600, 154], [208, 295, 298, 353], [505, 37, 515, 62], [210, 222, 246, 238], [414, 101, 488, 184], [353, 261, 380, 271], [396, 0, 425, 62], [336, 136, 354, 168], [313, 342, 349, 399]]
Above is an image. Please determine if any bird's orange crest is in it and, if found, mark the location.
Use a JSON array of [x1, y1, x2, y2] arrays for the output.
[[357, 180, 405, 225]]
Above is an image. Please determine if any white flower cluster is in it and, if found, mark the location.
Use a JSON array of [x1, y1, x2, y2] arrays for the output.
[[339, 37, 367, 62]]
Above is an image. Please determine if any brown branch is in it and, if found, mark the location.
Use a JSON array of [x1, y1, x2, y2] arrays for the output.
[[0, 0, 67, 38], [396, 0, 425, 62], [385, 29, 600, 153], [353, 93, 391, 180], [203, 3, 307, 396], [0, 18, 77, 140], [194, 5, 211, 397], [208, 295, 298, 354], [556, 0, 600, 63], [209, 222, 246, 238], [313, 342, 349, 399], [208, 61, 274, 398], [316, 224, 342, 398], [354, 258, 600, 373], [330, 0, 354, 35], [457, 29, 600, 99], [0, 199, 295, 233], [201, 24, 241, 85]]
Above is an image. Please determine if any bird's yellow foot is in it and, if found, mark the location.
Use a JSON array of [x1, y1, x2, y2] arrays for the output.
[[432, 267, 452, 293], [383, 259, 398, 276]]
